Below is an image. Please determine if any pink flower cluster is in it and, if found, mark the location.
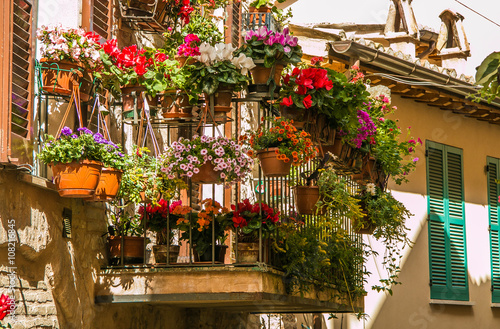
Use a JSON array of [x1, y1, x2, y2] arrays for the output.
[[177, 34, 201, 57], [37, 24, 102, 69], [161, 135, 253, 184], [352, 110, 377, 148], [245, 26, 298, 49]]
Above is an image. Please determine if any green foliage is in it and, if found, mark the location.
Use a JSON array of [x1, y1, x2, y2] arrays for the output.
[[249, 0, 286, 9], [162, 10, 224, 57], [107, 204, 144, 237], [277, 222, 369, 307], [475, 51, 500, 102], [117, 147, 185, 206], [357, 185, 413, 293], [37, 127, 126, 169], [315, 167, 363, 220], [365, 95, 421, 185]]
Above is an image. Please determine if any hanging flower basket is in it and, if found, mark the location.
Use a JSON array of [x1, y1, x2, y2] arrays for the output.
[[40, 59, 83, 96], [50, 159, 102, 198], [257, 147, 292, 177], [91, 167, 123, 201], [293, 185, 325, 215]]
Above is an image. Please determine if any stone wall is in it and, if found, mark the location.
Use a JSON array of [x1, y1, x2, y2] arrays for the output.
[[0, 170, 108, 328]]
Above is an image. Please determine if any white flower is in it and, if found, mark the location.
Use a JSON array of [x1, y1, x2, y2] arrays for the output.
[[231, 53, 256, 75], [215, 43, 235, 62], [366, 183, 376, 196], [197, 42, 217, 66]]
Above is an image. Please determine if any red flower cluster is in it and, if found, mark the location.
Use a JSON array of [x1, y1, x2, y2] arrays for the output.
[[0, 293, 12, 320], [230, 199, 280, 228], [102, 39, 168, 76], [281, 67, 333, 109], [139, 198, 170, 220], [84, 31, 101, 43]]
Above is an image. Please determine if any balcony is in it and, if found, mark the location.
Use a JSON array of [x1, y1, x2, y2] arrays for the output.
[[95, 266, 363, 313]]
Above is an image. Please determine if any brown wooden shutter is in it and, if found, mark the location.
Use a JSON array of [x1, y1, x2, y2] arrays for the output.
[[0, 0, 34, 165], [82, 0, 112, 39]]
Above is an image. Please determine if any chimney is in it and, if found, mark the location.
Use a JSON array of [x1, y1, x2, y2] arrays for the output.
[[384, 0, 419, 58], [435, 9, 470, 75]]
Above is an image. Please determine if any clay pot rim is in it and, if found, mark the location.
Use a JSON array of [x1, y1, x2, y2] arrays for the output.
[[49, 159, 103, 167]]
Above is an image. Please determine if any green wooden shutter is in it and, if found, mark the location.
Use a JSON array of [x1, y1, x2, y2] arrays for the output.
[[487, 157, 500, 302], [427, 141, 468, 301]]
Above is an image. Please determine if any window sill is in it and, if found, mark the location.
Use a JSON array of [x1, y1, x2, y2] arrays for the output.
[[429, 299, 475, 306], [17, 172, 57, 192], [490, 303, 500, 308]]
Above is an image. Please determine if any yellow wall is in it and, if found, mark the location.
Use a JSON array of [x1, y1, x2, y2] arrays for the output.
[[354, 94, 500, 329]]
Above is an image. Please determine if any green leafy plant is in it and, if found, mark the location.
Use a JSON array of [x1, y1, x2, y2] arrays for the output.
[[475, 51, 500, 102], [117, 147, 185, 206], [315, 167, 363, 220], [107, 204, 144, 237], [236, 26, 302, 68], [365, 94, 421, 185], [38, 126, 125, 168], [183, 42, 255, 99], [356, 183, 413, 294], [277, 222, 369, 306]]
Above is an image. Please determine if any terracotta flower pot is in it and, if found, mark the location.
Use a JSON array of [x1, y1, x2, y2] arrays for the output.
[[121, 85, 146, 115], [204, 87, 234, 113], [191, 162, 220, 184], [50, 160, 102, 198], [108, 236, 145, 265], [237, 242, 260, 263], [249, 5, 272, 13], [257, 147, 291, 177], [153, 245, 180, 264], [40, 58, 83, 96], [293, 185, 324, 215], [174, 55, 196, 67], [91, 167, 123, 201], [250, 62, 284, 86], [161, 90, 192, 118]]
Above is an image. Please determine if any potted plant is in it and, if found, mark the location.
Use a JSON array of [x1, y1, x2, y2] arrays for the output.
[[161, 135, 254, 184], [183, 42, 255, 113], [365, 94, 422, 186], [224, 199, 280, 263], [107, 205, 145, 265], [235, 26, 301, 89], [244, 116, 318, 177], [117, 146, 185, 205], [36, 24, 102, 97], [37, 126, 111, 198], [354, 184, 413, 293], [249, 0, 286, 12], [177, 198, 230, 262], [139, 199, 191, 264], [278, 62, 369, 135]]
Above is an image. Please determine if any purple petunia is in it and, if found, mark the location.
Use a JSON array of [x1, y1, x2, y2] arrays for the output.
[[61, 126, 73, 136]]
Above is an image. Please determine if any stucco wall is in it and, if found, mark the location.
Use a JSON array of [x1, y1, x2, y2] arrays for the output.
[[355, 94, 500, 328]]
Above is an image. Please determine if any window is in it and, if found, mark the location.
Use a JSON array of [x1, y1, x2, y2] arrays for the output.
[[426, 141, 468, 301], [0, 0, 35, 165], [487, 157, 500, 303]]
